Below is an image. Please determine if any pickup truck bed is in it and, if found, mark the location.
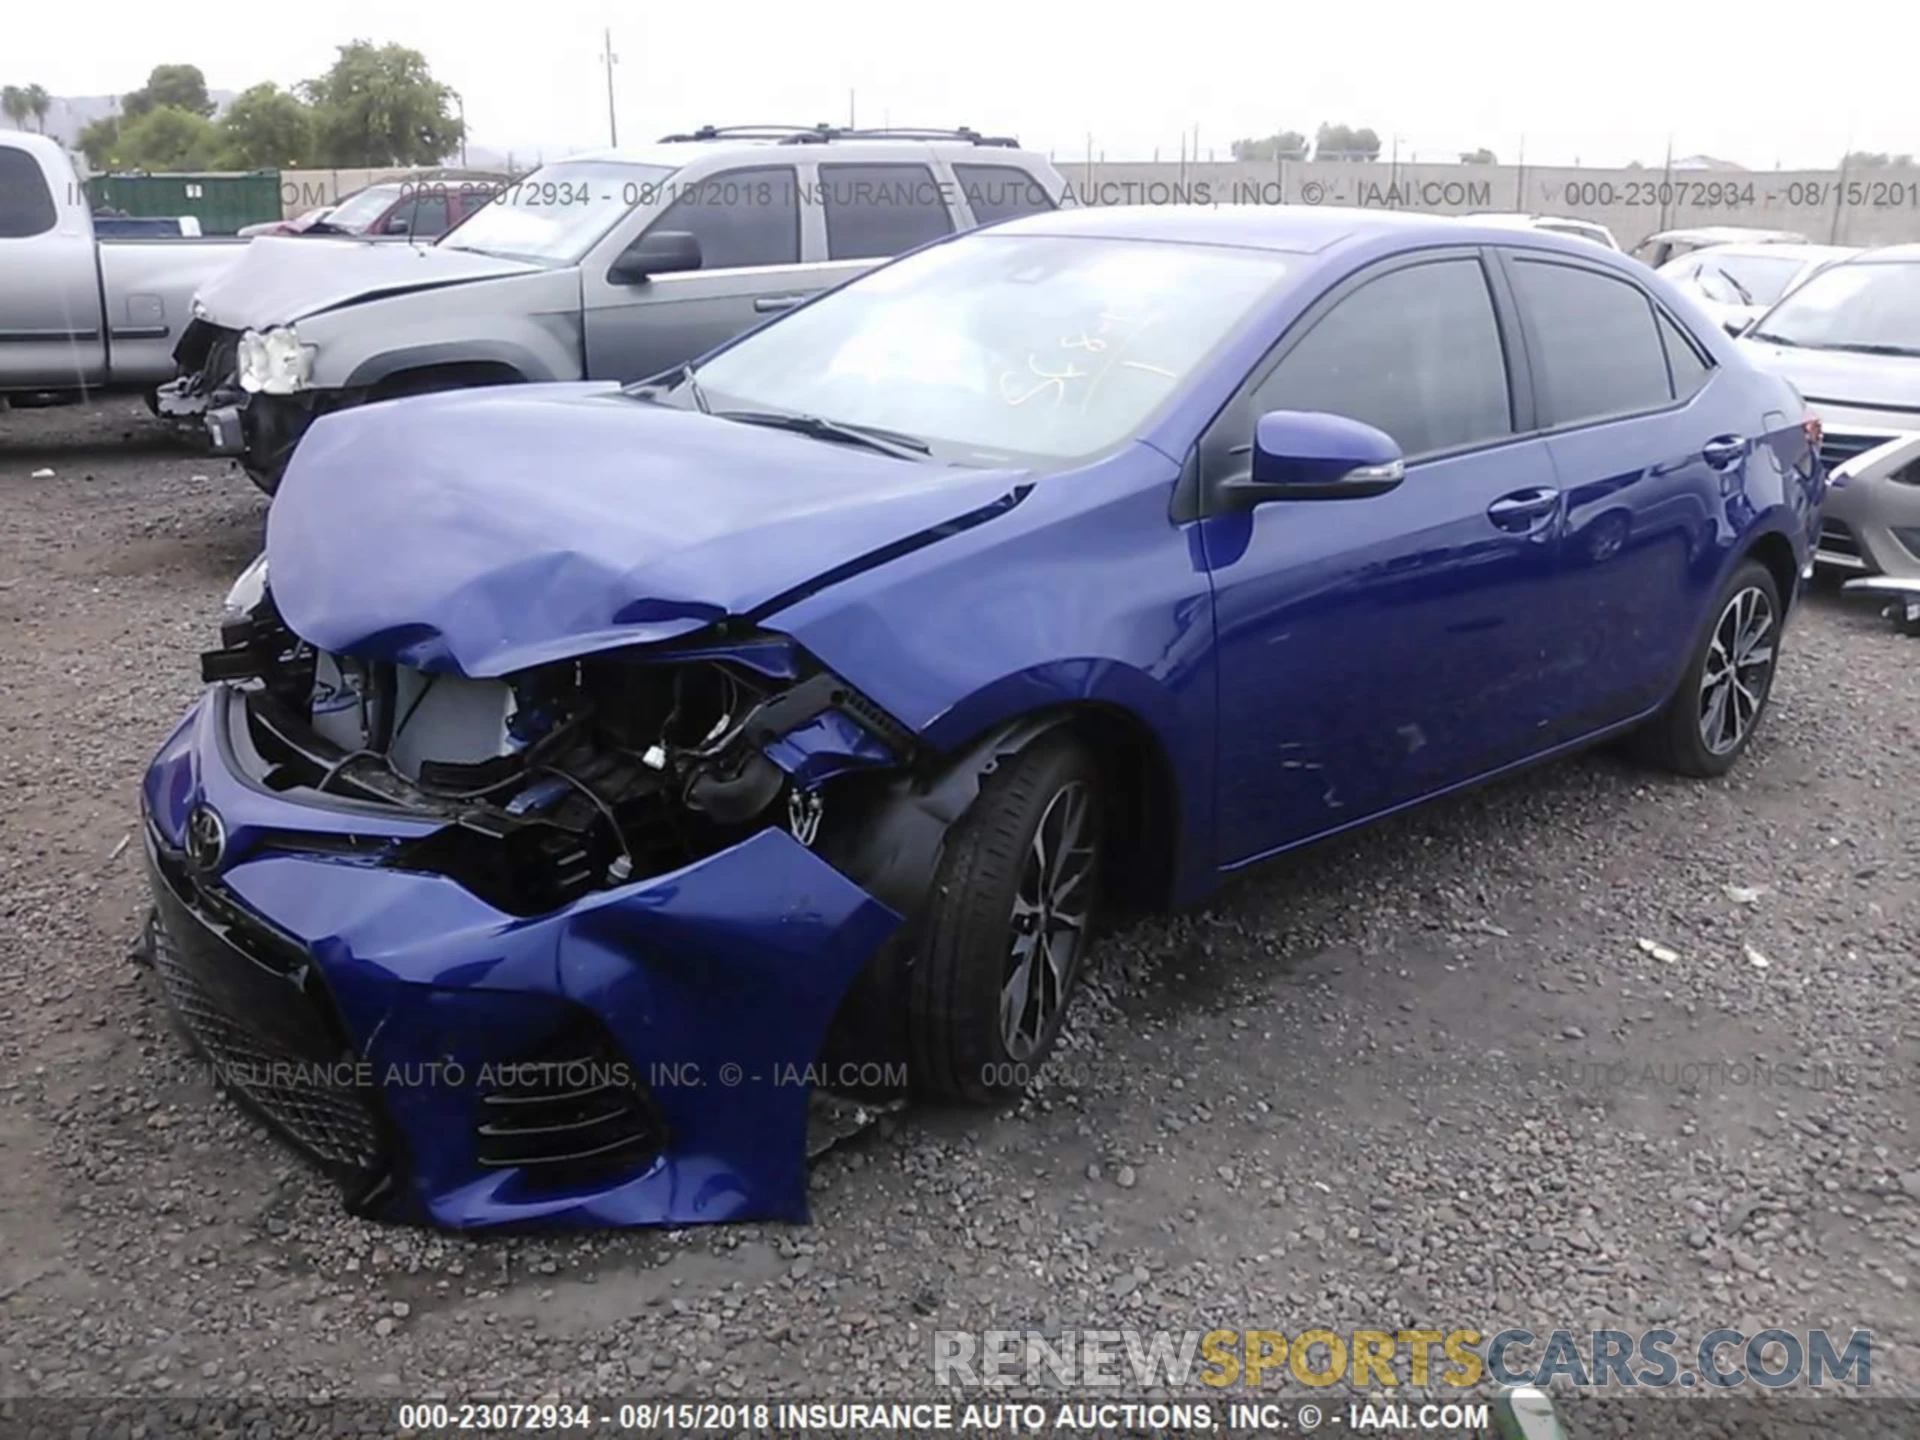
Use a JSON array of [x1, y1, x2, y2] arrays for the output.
[[1, 132, 246, 397]]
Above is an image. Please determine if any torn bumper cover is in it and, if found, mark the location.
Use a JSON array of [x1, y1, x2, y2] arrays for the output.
[[139, 673, 904, 1230]]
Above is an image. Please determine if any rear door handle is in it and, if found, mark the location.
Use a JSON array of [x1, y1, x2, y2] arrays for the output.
[[1486, 487, 1562, 530], [753, 294, 806, 313], [1701, 435, 1747, 470]]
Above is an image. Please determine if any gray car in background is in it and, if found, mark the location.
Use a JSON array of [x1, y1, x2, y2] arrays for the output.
[[157, 125, 1070, 491], [1736, 244, 1920, 589], [1657, 242, 1856, 335]]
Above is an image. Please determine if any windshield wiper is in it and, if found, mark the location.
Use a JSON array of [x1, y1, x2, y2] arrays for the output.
[[1818, 342, 1920, 358], [1710, 266, 1754, 305], [619, 362, 710, 413], [713, 409, 930, 459], [1745, 330, 1800, 348]]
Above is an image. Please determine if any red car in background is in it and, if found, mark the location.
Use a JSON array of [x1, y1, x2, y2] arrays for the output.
[[238, 169, 515, 240]]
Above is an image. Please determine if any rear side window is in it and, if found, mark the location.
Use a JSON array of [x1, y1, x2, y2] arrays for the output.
[[645, 165, 800, 269], [0, 148, 58, 239], [1511, 259, 1673, 424], [953, 164, 1056, 226], [1253, 257, 1513, 458], [819, 163, 954, 260], [1658, 310, 1713, 400]]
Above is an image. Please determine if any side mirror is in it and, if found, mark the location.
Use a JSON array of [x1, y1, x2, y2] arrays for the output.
[[609, 230, 703, 285], [1219, 410, 1406, 508], [385, 214, 412, 235]]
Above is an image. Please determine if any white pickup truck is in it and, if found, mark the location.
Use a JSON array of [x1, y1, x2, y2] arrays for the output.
[[0, 130, 245, 403]]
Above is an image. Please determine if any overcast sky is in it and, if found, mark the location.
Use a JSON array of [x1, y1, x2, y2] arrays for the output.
[[11, 0, 1917, 169]]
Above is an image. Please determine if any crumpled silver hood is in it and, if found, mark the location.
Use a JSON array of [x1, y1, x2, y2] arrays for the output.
[[191, 235, 542, 330]]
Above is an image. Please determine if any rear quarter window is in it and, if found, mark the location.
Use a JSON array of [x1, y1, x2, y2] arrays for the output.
[[0, 148, 58, 239], [953, 164, 1057, 226]]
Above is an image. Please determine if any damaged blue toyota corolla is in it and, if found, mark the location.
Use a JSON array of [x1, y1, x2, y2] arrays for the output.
[[139, 205, 1825, 1229]]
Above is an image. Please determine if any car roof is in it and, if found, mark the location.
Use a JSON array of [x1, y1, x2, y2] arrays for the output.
[[1848, 242, 1920, 263], [1675, 242, 1856, 263], [988, 204, 1627, 258], [1645, 226, 1809, 244]]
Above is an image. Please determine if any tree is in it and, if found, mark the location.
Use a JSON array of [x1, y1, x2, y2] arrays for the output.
[[110, 104, 221, 170], [77, 116, 120, 167], [299, 41, 464, 167], [1843, 151, 1914, 169], [1231, 130, 1308, 163], [1458, 147, 1497, 164], [0, 86, 27, 130], [1314, 123, 1380, 161], [123, 64, 214, 120], [24, 83, 51, 132], [218, 83, 313, 168]]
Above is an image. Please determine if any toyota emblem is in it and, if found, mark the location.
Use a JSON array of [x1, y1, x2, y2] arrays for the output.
[[185, 804, 227, 872]]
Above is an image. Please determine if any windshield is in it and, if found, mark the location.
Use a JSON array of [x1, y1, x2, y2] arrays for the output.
[[438, 161, 676, 263], [688, 234, 1294, 466], [325, 186, 403, 233], [1694, 252, 1809, 307], [1749, 259, 1920, 352]]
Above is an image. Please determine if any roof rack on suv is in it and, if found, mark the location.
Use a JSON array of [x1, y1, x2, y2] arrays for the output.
[[657, 123, 1020, 148]]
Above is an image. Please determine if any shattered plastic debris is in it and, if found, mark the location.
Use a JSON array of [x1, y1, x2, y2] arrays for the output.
[[1724, 884, 1767, 905], [1636, 938, 1680, 963], [1744, 944, 1772, 970]]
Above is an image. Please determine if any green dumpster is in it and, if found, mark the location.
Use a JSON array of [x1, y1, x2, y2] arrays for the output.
[[83, 171, 283, 235]]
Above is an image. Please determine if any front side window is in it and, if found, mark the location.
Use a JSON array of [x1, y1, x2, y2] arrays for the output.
[[440, 161, 677, 264], [1511, 259, 1672, 424], [1252, 257, 1513, 458], [639, 165, 800, 270], [1747, 259, 1920, 356], [689, 234, 1294, 465], [0, 148, 58, 239], [819, 163, 954, 260]]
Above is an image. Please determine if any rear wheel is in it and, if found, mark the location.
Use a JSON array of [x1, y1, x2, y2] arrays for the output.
[[907, 734, 1102, 1104], [1633, 559, 1782, 777]]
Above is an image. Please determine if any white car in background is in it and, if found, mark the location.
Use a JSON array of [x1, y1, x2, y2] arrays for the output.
[[1658, 243, 1857, 335], [1460, 212, 1620, 249]]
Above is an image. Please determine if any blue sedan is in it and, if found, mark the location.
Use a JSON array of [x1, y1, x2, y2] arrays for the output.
[[140, 204, 1825, 1229]]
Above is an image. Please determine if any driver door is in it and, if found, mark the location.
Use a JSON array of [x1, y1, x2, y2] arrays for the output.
[[581, 164, 824, 382], [1199, 249, 1567, 867]]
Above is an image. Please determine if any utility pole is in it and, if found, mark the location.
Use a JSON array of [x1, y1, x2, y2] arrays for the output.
[[454, 93, 467, 167], [601, 29, 619, 147], [848, 90, 856, 128]]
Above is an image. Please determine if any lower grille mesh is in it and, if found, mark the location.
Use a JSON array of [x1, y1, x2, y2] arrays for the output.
[[149, 908, 384, 1176]]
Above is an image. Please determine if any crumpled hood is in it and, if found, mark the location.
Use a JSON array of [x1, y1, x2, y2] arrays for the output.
[[192, 235, 541, 329], [265, 383, 1032, 677], [1737, 339, 1920, 429]]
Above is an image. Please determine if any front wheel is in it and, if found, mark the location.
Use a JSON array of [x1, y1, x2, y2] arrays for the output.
[[1633, 559, 1782, 777], [906, 734, 1103, 1104]]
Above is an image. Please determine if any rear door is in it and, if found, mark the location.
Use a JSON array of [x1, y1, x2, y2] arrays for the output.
[[1498, 247, 1754, 736], [582, 163, 816, 382], [0, 145, 107, 389]]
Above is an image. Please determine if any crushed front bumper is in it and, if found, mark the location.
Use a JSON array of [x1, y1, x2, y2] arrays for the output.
[[139, 689, 903, 1229]]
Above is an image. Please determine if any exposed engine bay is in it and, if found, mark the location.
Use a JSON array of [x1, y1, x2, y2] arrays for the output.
[[199, 589, 917, 918]]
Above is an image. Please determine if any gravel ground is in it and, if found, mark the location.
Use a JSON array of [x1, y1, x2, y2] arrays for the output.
[[2, 399, 1916, 1412]]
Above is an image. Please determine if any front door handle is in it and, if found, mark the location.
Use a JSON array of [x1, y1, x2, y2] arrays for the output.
[[1701, 435, 1747, 470], [1486, 487, 1562, 531], [753, 294, 806, 313]]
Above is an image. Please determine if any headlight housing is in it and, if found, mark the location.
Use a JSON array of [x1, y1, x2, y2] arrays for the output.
[[222, 552, 270, 623], [236, 326, 313, 395]]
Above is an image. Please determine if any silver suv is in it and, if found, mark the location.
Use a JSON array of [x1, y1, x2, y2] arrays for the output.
[[157, 125, 1071, 491]]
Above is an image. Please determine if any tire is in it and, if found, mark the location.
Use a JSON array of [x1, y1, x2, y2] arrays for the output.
[[1633, 559, 1782, 777], [907, 734, 1103, 1104]]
